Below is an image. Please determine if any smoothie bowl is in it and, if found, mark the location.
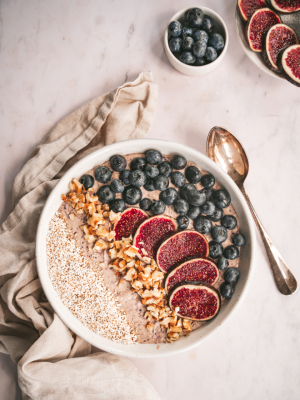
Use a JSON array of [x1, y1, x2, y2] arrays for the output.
[[36, 139, 255, 358]]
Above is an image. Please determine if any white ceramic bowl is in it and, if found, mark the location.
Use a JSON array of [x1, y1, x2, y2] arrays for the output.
[[164, 7, 229, 76], [36, 138, 256, 358]]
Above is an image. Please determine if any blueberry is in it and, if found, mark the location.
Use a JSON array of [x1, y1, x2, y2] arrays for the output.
[[220, 282, 233, 299], [158, 161, 173, 178], [159, 187, 178, 205], [201, 173, 215, 188], [119, 170, 131, 185], [224, 267, 240, 284], [180, 51, 195, 65], [151, 200, 166, 215], [182, 36, 194, 51], [193, 40, 207, 58], [185, 166, 201, 183], [110, 179, 125, 193], [170, 171, 186, 188], [210, 206, 223, 222], [97, 185, 115, 204], [187, 205, 201, 220], [169, 37, 182, 53], [144, 177, 155, 192], [153, 175, 169, 191], [208, 33, 225, 51], [201, 201, 216, 216], [168, 21, 182, 37], [80, 174, 94, 190], [193, 30, 209, 43], [223, 245, 239, 260], [145, 149, 163, 165], [110, 155, 127, 172], [212, 189, 231, 208], [194, 57, 206, 66], [221, 215, 237, 230], [95, 166, 112, 183], [129, 170, 147, 187], [186, 8, 204, 28], [171, 155, 187, 170], [232, 233, 246, 246], [186, 189, 206, 207], [199, 187, 213, 200], [110, 199, 126, 213], [177, 215, 190, 230], [122, 186, 142, 205], [202, 15, 213, 33], [174, 199, 189, 215], [209, 241, 223, 259], [211, 225, 228, 243], [205, 46, 218, 62], [140, 198, 152, 211], [182, 27, 193, 38], [194, 215, 212, 234], [145, 165, 159, 178], [180, 183, 196, 201], [217, 256, 229, 271], [130, 157, 146, 171]]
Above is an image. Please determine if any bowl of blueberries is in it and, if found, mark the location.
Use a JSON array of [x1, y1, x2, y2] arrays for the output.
[[164, 7, 228, 76]]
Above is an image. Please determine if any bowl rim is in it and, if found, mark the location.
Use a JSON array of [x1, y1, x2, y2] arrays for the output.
[[36, 138, 256, 358], [164, 6, 229, 70]]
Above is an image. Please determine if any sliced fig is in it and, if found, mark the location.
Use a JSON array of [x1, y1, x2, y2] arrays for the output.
[[262, 24, 298, 73], [169, 283, 221, 321], [133, 216, 177, 261], [165, 258, 219, 293], [114, 207, 148, 240], [238, 0, 267, 22], [246, 8, 281, 52], [278, 44, 300, 87], [157, 230, 209, 273], [270, 0, 300, 13]]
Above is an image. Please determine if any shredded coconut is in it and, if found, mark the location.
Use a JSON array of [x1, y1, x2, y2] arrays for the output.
[[47, 213, 137, 344]]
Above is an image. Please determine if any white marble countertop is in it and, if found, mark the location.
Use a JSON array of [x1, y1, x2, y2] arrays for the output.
[[1, 0, 300, 399]]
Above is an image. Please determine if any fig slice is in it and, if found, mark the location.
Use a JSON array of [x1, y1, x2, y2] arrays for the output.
[[262, 24, 298, 73], [270, 0, 300, 13], [133, 215, 177, 261], [165, 258, 219, 293], [157, 230, 209, 273], [278, 44, 300, 87], [246, 8, 281, 52], [113, 207, 148, 240], [169, 283, 221, 321], [237, 0, 267, 22]]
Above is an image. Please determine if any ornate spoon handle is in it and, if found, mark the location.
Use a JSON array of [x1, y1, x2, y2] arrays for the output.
[[239, 185, 297, 295]]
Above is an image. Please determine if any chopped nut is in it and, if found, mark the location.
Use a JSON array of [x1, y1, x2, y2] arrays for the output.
[[69, 213, 75, 220], [85, 234, 96, 243], [109, 210, 121, 224], [183, 319, 191, 331], [94, 239, 108, 250], [108, 247, 118, 259], [146, 322, 154, 332], [124, 268, 137, 281], [124, 246, 139, 258]]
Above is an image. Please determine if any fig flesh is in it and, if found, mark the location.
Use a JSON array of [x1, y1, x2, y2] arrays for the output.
[[157, 230, 209, 273], [278, 44, 300, 87], [165, 258, 219, 293], [113, 207, 148, 240], [246, 8, 281, 52], [169, 283, 221, 321], [238, 0, 267, 22], [133, 215, 177, 261], [262, 24, 298, 72], [270, 0, 300, 13]]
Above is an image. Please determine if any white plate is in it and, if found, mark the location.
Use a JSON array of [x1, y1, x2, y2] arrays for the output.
[[36, 138, 256, 358], [235, 6, 300, 79]]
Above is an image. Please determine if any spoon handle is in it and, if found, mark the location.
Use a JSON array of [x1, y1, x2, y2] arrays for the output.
[[239, 185, 297, 295]]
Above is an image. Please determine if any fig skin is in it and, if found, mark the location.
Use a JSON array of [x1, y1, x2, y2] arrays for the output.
[[277, 45, 300, 87], [168, 281, 221, 321]]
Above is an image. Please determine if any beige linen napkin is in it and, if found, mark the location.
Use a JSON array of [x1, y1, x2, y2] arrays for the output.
[[0, 72, 160, 400]]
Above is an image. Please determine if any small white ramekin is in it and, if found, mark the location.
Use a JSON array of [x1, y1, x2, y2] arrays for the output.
[[164, 7, 229, 76]]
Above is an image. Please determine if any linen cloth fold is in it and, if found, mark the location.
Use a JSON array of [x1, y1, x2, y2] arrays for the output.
[[0, 72, 160, 400]]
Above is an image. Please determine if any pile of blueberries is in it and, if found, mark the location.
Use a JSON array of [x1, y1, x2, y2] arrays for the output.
[[168, 8, 225, 66], [79, 149, 245, 299]]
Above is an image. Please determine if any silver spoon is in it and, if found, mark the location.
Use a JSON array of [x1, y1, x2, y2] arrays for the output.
[[206, 126, 297, 295]]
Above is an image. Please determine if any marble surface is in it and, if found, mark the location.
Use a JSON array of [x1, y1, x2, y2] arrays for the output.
[[0, 0, 300, 399]]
